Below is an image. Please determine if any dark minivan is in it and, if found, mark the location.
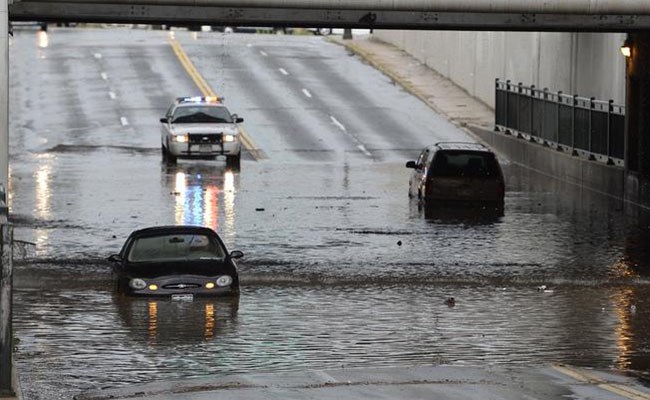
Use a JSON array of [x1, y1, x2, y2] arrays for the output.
[[406, 142, 505, 209]]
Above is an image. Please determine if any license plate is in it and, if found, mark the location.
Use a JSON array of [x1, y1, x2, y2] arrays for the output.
[[171, 294, 194, 302], [199, 144, 212, 152]]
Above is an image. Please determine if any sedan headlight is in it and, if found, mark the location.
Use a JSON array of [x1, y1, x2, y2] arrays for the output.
[[129, 278, 147, 290], [223, 134, 236, 143], [216, 275, 233, 287], [173, 134, 189, 143]]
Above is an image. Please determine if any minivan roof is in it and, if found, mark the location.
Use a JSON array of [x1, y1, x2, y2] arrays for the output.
[[433, 142, 490, 152]]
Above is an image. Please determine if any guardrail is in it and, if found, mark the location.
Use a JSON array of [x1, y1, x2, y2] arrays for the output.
[[495, 79, 625, 167]]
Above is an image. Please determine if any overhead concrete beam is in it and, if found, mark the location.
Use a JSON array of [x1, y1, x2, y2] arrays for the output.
[[9, 2, 650, 31], [11, 0, 650, 15]]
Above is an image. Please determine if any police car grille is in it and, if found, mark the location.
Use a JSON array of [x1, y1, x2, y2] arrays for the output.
[[163, 283, 202, 289], [188, 134, 221, 144]]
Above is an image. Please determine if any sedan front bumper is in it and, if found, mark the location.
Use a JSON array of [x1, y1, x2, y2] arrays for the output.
[[125, 274, 239, 297], [168, 140, 241, 158]]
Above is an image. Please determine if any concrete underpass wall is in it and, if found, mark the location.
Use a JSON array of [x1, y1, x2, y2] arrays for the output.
[[373, 31, 626, 108], [470, 126, 626, 199]]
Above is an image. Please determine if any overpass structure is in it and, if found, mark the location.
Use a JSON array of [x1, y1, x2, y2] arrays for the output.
[[8, 0, 650, 31]]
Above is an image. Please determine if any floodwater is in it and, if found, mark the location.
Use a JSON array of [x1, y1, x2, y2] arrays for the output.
[[6, 27, 650, 399], [10, 156, 650, 399]]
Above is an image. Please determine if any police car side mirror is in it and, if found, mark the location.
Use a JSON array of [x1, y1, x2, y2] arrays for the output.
[[108, 254, 122, 263], [405, 161, 417, 169], [230, 250, 244, 259], [160, 117, 168, 123], [235, 117, 244, 123]]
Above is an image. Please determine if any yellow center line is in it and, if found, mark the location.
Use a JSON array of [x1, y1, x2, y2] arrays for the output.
[[553, 365, 650, 400], [168, 36, 263, 160]]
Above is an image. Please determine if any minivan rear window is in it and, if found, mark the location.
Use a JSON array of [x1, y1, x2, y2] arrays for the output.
[[430, 151, 499, 178]]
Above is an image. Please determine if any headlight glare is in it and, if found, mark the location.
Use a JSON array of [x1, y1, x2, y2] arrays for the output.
[[216, 275, 233, 287], [148, 284, 158, 291], [205, 282, 215, 289], [174, 134, 189, 143], [223, 134, 235, 143], [129, 278, 147, 290]]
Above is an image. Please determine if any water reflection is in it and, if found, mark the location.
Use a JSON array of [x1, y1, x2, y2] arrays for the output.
[[34, 154, 54, 251], [612, 288, 636, 370], [36, 30, 49, 48], [411, 201, 504, 225], [163, 163, 238, 235], [113, 292, 239, 344]]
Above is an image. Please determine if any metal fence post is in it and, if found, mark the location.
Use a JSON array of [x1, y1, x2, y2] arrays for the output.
[[572, 94, 578, 155], [557, 91, 562, 148], [517, 82, 523, 136], [505, 80, 510, 134], [0, 224, 14, 397], [589, 97, 595, 154], [542, 87, 548, 142], [495, 78, 499, 128], [607, 99, 613, 162], [530, 85, 535, 140]]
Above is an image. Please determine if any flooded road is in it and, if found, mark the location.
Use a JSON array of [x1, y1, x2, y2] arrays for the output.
[[7, 27, 650, 399]]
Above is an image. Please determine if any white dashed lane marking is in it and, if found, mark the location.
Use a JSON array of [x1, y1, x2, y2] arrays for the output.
[[329, 115, 371, 157], [302, 88, 312, 98], [330, 116, 346, 132], [120, 117, 129, 126], [279, 68, 289, 76]]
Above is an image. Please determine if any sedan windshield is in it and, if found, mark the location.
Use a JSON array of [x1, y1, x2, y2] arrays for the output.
[[171, 106, 233, 123], [127, 234, 225, 262]]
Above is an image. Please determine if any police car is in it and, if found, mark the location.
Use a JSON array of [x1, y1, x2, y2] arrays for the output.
[[160, 96, 243, 168]]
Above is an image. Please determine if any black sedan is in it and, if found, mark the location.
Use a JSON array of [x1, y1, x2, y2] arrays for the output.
[[109, 225, 242, 299]]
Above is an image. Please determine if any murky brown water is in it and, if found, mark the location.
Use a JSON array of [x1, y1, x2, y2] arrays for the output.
[[10, 157, 650, 400]]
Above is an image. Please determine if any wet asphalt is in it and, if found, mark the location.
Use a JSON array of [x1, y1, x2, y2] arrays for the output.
[[6, 27, 650, 399]]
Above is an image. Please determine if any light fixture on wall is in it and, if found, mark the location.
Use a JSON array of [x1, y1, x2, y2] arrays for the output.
[[621, 38, 632, 58]]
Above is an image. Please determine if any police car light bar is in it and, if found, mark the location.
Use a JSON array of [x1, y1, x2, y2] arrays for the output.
[[177, 96, 224, 103]]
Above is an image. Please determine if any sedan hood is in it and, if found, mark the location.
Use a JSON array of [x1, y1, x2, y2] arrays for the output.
[[170, 123, 238, 134], [123, 259, 235, 278]]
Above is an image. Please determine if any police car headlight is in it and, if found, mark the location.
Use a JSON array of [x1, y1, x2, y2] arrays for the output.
[[173, 134, 189, 143], [223, 134, 235, 143], [129, 278, 147, 290], [216, 275, 233, 287]]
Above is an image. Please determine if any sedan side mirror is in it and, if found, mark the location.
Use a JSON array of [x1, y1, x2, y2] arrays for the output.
[[160, 117, 168, 123], [229, 250, 244, 259], [232, 114, 244, 123], [405, 161, 417, 169], [108, 254, 122, 263]]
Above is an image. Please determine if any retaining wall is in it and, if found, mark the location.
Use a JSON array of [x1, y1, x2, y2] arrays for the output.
[[373, 31, 626, 108]]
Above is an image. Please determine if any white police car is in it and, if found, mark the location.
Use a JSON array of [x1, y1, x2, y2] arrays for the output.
[[160, 96, 243, 168]]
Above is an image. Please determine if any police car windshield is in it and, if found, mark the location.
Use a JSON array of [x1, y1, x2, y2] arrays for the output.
[[171, 106, 233, 123]]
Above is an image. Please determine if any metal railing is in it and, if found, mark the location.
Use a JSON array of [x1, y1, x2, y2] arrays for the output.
[[495, 79, 625, 166]]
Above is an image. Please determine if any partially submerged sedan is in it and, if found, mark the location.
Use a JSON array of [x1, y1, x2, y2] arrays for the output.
[[109, 226, 242, 299]]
